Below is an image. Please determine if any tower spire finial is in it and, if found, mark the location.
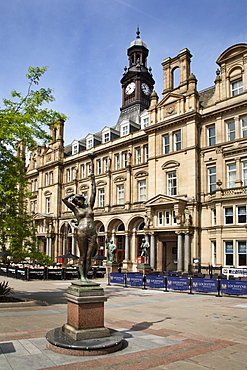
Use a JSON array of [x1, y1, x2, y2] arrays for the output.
[[136, 26, 140, 38]]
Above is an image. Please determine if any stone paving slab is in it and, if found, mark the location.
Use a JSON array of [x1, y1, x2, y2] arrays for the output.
[[0, 276, 246, 369]]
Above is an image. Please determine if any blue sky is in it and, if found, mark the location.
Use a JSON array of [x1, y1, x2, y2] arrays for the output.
[[1, 0, 246, 145]]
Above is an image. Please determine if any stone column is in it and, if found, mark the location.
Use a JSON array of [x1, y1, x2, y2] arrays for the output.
[[150, 234, 155, 270], [124, 233, 129, 260], [184, 232, 190, 272], [71, 235, 75, 255], [177, 232, 183, 271]]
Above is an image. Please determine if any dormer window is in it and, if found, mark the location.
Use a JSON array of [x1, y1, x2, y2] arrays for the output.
[[143, 117, 149, 128], [103, 132, 110, 143], [121, 125, 129, 136], [72, 143, 78, 155], [87, 138, 93, 149], [231, 79, 243, 96]]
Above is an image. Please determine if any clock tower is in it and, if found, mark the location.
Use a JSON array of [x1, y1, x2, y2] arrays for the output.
[[117, 28, 155, 125]]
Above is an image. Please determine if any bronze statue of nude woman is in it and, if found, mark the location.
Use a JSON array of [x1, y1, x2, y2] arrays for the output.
[[62, 154, 97, 282]]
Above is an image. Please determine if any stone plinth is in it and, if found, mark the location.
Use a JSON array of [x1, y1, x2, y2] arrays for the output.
[[62, 280, 110, 340], [106, 261, 118, 273], [46, 280, 124, 355], [137, 263, 152, 275]]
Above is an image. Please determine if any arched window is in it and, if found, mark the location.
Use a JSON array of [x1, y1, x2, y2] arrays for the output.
[[98, 224, 105, 233], [172, 67, 180, 89], [138, 222, 145, 231], [117, 223, 125, 232]]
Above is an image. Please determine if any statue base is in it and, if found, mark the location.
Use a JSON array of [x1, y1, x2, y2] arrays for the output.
[[121, 259, 133, 272], [137, 263, 152, 275], [106, 261, 119, 273], [46, 280, 124, 355]]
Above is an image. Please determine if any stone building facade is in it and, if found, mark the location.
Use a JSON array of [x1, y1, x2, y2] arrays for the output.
[[26, 32, 247, 272]]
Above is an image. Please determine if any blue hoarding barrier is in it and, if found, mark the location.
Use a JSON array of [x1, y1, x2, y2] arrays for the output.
[[110, 272, 125, 285], [220, 279, 247, 296], [126, 274, 143, 287], [192, 278, 218, 293], [166, 276, 189, 291], [146, 275, 165, 289]]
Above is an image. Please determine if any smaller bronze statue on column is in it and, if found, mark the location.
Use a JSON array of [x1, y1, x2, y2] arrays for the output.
[[62, 153, 97, 282]]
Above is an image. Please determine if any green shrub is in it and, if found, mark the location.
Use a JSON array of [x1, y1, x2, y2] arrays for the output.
[[0, 281, 14, 301]]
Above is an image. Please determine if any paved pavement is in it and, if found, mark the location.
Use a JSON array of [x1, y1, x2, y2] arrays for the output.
[[0, 275, 246, 369]]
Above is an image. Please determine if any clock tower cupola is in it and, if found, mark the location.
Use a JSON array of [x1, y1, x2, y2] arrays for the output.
[[118, 28, 155, 125]]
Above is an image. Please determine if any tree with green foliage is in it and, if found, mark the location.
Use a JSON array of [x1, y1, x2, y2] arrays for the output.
[[0, 66, 66, 263]]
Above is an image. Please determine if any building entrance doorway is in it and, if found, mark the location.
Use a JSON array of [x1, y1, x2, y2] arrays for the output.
[[116, 235, 125, 263]]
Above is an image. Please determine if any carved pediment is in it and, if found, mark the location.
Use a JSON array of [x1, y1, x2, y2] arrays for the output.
[[65, 187, 74, 194], [222, 142, 247, 157], [144, 193, 187, 207], [114, 176, 126, 183], [134, 171, 148, 178], [79, 185, 89, 191], [157, 92, 185, 109], [33, 212, 53, 220], [96, 180, 107, 186], [162, 160, 180, 171]]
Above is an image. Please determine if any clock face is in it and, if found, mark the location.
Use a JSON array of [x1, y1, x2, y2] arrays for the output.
[[141, 83, 150, 95], [125, 82, 136, 95]]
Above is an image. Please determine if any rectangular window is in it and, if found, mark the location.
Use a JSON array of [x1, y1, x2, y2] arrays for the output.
[[237, 241, 247, 266], [174, 131, 181, 151], [208, 167, 216, 192], [136, 148, 141, 165], [163, 134, 170, 154], [172, 210, 177, 225], [115, 154, 120, 170], [98, 189, 105, 208], [49, 171, 53, 185], [212, 241, 216, 266], [122, 152, 128, 168], [208, 125, 216, 146], [144, 145, 149, 162], [97, 160, 102, 175], [72, 144, 78, 154], [87, 138, 93, 149], [227, 163, 236, 188], [226, 121, 235, 141], [66, 169, 71, 182], [231, 79, 243, 96], [81, 164, 85, 179], [241, 117, 247, 138], [122, 125, 129, 136], [225, 241, 234, 266], [212, 208, 216, 226], [243, 161, 247, 186], [157, 211, 163, 226], [103, 158, 108, 172], [103, 132, 110, 142], [167, 171, 177, 196], [72, 167, 77, 180], [45, 173, 49, 186], [225, 207, 233, 224], [165, 211, 170, 225], [117, 185, 124, 205], [46, 197, 50, 214], [143, 117, 149, 128], [138, 180, 146, 201], [237, 206, 246, 224]]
